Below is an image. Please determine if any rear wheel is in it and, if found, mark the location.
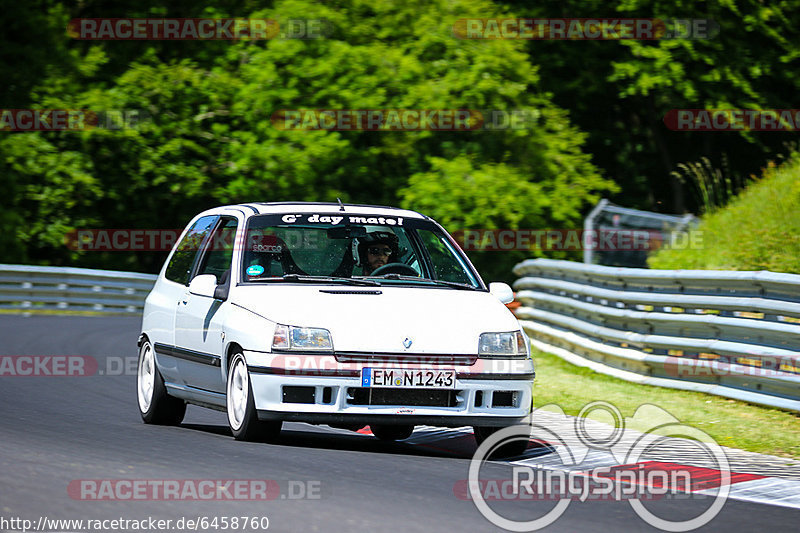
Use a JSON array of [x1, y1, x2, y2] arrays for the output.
[[227, 353, 282, 442], [473, 425, 530, 458], [136, 338, 186, 425], [371, 424, 414, 441]]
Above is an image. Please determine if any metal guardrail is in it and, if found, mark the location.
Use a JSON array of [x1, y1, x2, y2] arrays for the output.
[[2, 261, 798, 410], [513, 259, 800, 411], [0, 264, 157, 314]]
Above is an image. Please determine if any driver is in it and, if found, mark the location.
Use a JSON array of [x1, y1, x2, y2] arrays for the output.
[[357, 231, 399, 275]]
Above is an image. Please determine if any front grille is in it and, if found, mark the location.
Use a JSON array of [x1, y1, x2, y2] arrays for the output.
[[346, 387, 459, 407], [335, 352, 477, 365]]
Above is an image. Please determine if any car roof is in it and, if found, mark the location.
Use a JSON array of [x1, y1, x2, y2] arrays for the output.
[[205, 202, 429, 219]]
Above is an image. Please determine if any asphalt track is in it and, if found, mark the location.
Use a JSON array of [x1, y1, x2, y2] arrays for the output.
[[1, 315, 798, 532]]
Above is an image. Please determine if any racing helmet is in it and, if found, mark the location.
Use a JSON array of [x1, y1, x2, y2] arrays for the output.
[[356, 231, 400, 269]]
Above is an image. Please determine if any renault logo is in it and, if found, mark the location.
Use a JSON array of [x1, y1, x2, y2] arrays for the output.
[[402, 337, 413, 349]]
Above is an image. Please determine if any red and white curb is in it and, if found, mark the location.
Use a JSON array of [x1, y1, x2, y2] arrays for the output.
[[351, 422, 800, 510]]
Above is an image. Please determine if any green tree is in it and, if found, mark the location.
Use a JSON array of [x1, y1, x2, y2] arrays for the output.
[[2, 0, 613, 277], [498, 0, 800, 213]]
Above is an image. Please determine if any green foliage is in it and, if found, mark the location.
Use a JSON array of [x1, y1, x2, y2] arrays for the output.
[[5, 0, 800, 278], [1, 0, 612, 276], [649, 154, 800, 273], [399, 153, 614, 282], [497, 0, 800, 212], [671, 155, 752, 213]]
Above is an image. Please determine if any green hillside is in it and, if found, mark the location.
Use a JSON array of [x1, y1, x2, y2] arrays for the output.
[[649, 155, 800, 273]]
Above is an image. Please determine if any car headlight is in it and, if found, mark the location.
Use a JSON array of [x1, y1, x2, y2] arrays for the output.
[[272, 324, 333, 351], [478, 331, 527, 357]]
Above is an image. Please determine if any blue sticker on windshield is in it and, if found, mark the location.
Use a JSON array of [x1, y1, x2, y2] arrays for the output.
[[246, 265, 265, 276]]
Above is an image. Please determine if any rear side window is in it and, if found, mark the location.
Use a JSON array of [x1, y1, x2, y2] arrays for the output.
[[164, 216, 218, 285]]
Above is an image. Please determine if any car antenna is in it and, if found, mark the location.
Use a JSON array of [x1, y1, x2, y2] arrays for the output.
[[337, 197, 345, 211]]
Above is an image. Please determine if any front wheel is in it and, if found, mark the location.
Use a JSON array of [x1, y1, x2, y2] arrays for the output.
[[227, 353, 282, 442], [473, 425, 530, 458], [371, 424, 414, 441], [136, 338, 186, 425]]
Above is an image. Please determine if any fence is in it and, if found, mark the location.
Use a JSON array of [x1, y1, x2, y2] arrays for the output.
[[513, 259, 800, 411], [583, 198, 696, 267], [0, 264, 157, 315]]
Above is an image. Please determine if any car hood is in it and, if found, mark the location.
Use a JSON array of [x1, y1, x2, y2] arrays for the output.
[[230, 283, 520, 354]]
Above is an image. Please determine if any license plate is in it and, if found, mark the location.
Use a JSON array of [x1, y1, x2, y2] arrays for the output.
[[361, 368, 456, 389]]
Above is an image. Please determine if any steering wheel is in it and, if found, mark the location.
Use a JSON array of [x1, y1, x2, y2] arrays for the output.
[[370, 262, 419, 277]]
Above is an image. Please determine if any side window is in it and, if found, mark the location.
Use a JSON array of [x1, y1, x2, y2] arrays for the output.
[[416, 230, 477, 285], [164, 216, 218, 285], [196, 217, 238, 281]]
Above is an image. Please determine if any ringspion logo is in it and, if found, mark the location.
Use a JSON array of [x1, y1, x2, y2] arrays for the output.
[[465, 402, 731, 531]]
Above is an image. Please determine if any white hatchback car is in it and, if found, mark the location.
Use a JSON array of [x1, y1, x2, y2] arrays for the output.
[[137, 202, 534, 453]]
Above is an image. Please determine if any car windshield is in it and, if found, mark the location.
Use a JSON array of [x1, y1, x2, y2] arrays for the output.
[[241, 212, 481, 288]]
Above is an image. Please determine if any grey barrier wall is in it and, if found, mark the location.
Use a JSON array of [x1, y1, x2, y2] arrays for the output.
[[0, 264, 157, 314], [513, 259, 800, 412]]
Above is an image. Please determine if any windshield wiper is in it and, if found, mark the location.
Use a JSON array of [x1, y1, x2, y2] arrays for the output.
[[424, 279, 480, 290], [250, 274, 381, 286], [368, 274, 478, 290]]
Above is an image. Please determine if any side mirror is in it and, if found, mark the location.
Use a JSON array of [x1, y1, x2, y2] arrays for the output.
[[214, 280, 230, 301], [489, 282, 514, 304], [188, 274, 218, 298]]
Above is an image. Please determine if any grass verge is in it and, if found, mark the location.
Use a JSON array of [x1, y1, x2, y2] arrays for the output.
[[648, 154, 800, 273], [532, 349, 800, 459]]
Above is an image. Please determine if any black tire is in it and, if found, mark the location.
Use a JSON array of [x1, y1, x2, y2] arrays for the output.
[[371, 424, 414, 441], [226, 353, 282, 442], [473, 425, 531, 458], [136, 338, 186, 425]]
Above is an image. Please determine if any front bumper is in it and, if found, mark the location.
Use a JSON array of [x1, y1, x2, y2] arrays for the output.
[[244, 350, 534, 427]]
